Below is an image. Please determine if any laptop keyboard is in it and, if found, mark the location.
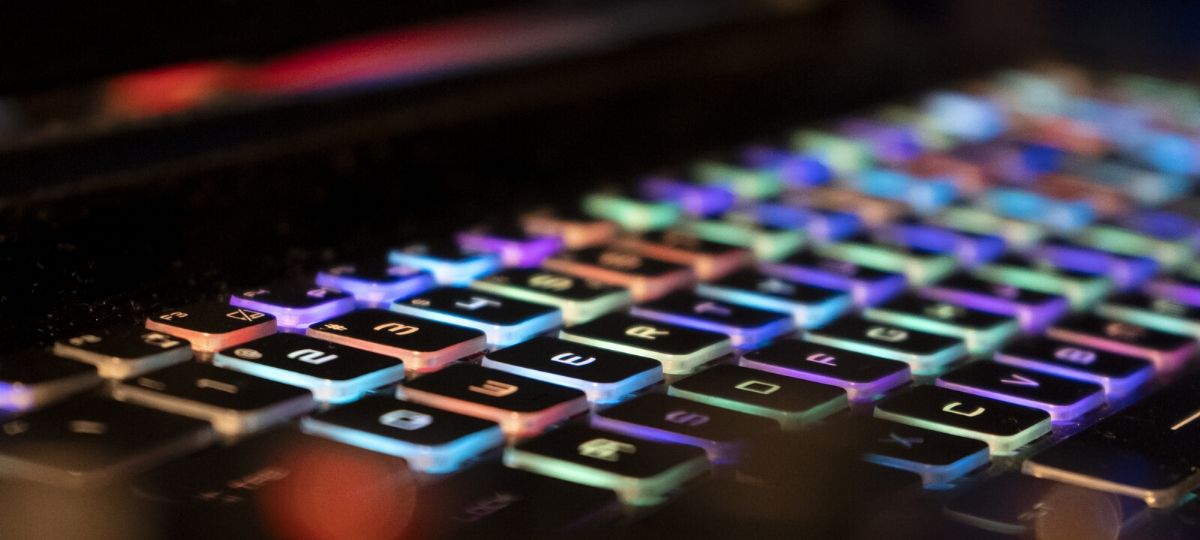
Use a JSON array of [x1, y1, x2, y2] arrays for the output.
[[8, 67, 1200, 538]]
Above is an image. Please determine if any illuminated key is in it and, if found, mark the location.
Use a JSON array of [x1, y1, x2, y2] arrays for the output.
[[920, 273, 1069, 332], [864, 294, 1018, 355], [974, 254, 1112, 310], [504, 425, 708, 505], [1098, 293, 1200, 339], [1120, 210, 1200, 247], [520, 209, 616, 249], [388, 240, 500, 286], [924, 91, 1006, 142], [229, 283, 355, 330], [615, 230, 752, 281], [631, 292, 794, 349], [878, 219, 1005, 267], [560, 313, 731, 375], [213, 333, 405, 403], [929, 205, 1046, 250], [950, 140, 1061, 185], [0, 350, 100, 413], [315, 263, 435, 307], [470, 268, 630, 325], [543, 247, 694, 302], [936, 362, 1104, 422], [726, 202, 861, 242], [638, 177, 736, 217], [740, 146, 832, 187], [1063, 157, 1192, 207], [456, 225, 564, 268], [592, 393, 777, 464], [837, 118, 923, 165], [859, 418, 989, 486], [581, 192, 680, 232], [1034, 239, 1157, 291], [814, 236, 956, 285], [759, 251, 906, 307], [873, 386, 1050, 455], [145, 302, 275, 356], [390, 288, 561, 348], [980, 188, 1094, 232], [54, 326, 193, 379], [739, 339, 910, 402], [678, 218, 805, 261], [803, 317, 966, 376], [878, 104, 955, 151], [482, 337, 663, 403], [301, 396, 503, 473], [846, 169, 956, 215], [1147, 271, 1200, 307], [791, 130, 873, 175], [786, 187, 907, 227], [1046, 315, 1196, 372], [696, 269, 851, 328], [995, 338, 1153, 397], [693, 161, 784, 200], [111, 362, 315, 437], [395, 363, 588, 438], [668, 365, 846, 430], [905, 153, 990, 196], [306, 309, 486, 373], [1078, 223, 1194, 270], [1035, 172, 1130, 217]]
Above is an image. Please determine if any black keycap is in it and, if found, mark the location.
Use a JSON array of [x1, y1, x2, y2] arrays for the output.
[[739, 339, 911, 402], [314, 261, 435, 306], [53, 326, 193, 379], [863, 293, 1018, 354], [0, 349, 100, 412], [696, 268, 851, 328], [559, 313, 732, 375], [920, 272, 1069, 332], [390, 287, 562, 348], [395, 363, 588, 438], [306, 308, 487, 373], [630, 291, 795, 348], [111, 362, 316, 437], [505, 424, 709, 506], [301, 396, 503, 473], [592, 393, 777, 464], [229, 282, 356, 329], [542, 247, 695, 301], [145, 302, 276, 354], [388, 238, 500, 285], [1023, 372, 1200, 508], [994, 337, 1154, 396], [482, 336, 663, 403], [1098, 291, 1200, 337], [859, 418, 989, 485], [874, 385, 1051, 455], [803, 316, 967, 376], [936, 361, 1104, 421], [212, 333, 405, 403], [759, 250, 907, 306], [668, 365, 847, 429], [0, 397, 214, 488], [1046, 314, 1197, 372], [470, 267, 631, 324], [616, 229, 752, 280], [944, 472, 1147, 537]]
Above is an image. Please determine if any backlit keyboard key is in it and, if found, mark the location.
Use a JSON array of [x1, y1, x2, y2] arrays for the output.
[[859, 418, 989, 486], [1146, 272, 1200, 307], [974, 254, 1112, 310], [213, 333, 405, 403], [668, 365, 847, 429], [1046, 314, 1196, 372], [814, 236, 956, 285], [726, 202, 861, 242], [314, 263, 435, 306], [1079, 223, 1194, 270], [301, 396, 504, 473], [739, 146, 831, 187], [874, 385, 1050, 455], [615, 230, 751, 281], [804, 317, 966, 376], [229, 283, 355, 330], [0, 350, 100, 412], [55, 326, 193, 378], [944, 472, 1147, 537], [0, 397, 213, 488], [786, 187, 907, 227], [1098, 292, 1200, 338], [111, 362, 315, 437], [693, 161, 784, 200], [638, 177, 736, 217], [739, 339, 910, 402], [994, 337, 1154, 396], [582, 192, 681, 232], [520, 209, 617, 248], [395, 363, 588, 438], [390, 287, 562, 348], [924, 91, 1006, 142], [306, 309, 486, 373], [878, 220, 1005, 267], [470, 268, 630, 324], [864, 294, 1018, 355], [929, 205, 1046, 250], [559, 313, 732, 375], [145, 302, 275, 356], [791, 130, 872, 175], [936, 362, 1104, 422], [592, 393, 777, 463], [631, 292, 794, 349], [543, 247, 694, 302], [1034, 239, 1158, 290], [483, 337, 662, 403], [920, 272, 1069, 332], [696, 269, 851, 328], [904, 153, 989, 195], [456, 225, 563, 268], [836, 118, 923, 165], [504, 424, 709, 506], [388, 240, 500, 285], [760, 251, 906, 307], [847, 169, 956, 214], [981, 187, 1094, 232], [1035, 172, 1130, 217], [678, 219, 804, 261]]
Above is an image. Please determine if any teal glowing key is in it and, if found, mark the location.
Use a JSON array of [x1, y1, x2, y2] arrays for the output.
[[696, 269, 851, 328], [864, 294, 1018, 355], [874, 386, 1050, 456], [469, 268, 630, 325], [559, 313, 732, 375], [388, 240, 500, 286], [814, 236, 956, 285], [994, 69, 1071, 117], [878, 104, 955, 151], [974, 255, 1112, 311], [848, 169, 957, 215], [693, 161, 783, 200], [582, 192, 680, 232], [1063, 157, 1192, 206], [390, 288, 562, 349], [981, 188, 1094, 232], [678, 219, 805, 261], [1078, 224, 1195, 270], [791, 130, 873, 176], [667, 365, 847, 430], [930, 206, 1046, 251], [804, 316, 967, 376], [1097, 293, 1200, 339]]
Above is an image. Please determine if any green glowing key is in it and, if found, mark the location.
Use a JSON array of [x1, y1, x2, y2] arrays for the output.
[[1098, 293, 1200, 339], [668, 365, 847, 430], [582, 193, 680, 232], [791, 130, 873, 176], [679, 219, 805, 262], [470, 268, 631, 325], [931, 206, 1046, 251], [878, 105, 954, 151], [974, 255, 1111, 311], [1078, 225, 1195, 270], [814, 237, 955, 285], [864, 294, 1018, 355], [694, 161, 783, 200]]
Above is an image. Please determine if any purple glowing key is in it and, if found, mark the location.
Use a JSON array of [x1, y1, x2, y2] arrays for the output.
[[1034, 239, 1158, 290], [315, 263, 435, 307], [880, 219, 1005, 267], [1147, 274, 1200, 307], [457, 226, 564, 268], [729, 203, 861, 243], [639, 177, 736, 217], [920, 273, 1068, 332], [1120, 210, 1200, 243], [230, 283, 357, 330], [837, 118, 923, 165], [739, 146, 832, 188], [760, 251, 906, 307]]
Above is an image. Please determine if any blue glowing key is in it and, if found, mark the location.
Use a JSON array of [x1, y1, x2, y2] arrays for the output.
[[880, 220, 1005, 266], [315, 263, 435, 307], [727, 203, 861, 242], [457, 225, 564, 268], [390, 288, 562, 349], [848, 169, 957, 215], [229, 283, 356, 331], [631, 292, 795, 349], [860, 418, 989, 486], [936, 362, 1104, 422], [1138, 131, 1198, 175], [638, 177, 736, 217], [759, 251, 906, 307], [949, 141, 1060, 185], [920, 273, 1068, 332], [1034, 239, 1158, 290], [482, 337, 663, 404], [924, 91, 1006, 142], [837, 118, 923, 165], [388, 240, 500, 286], [696, 269, 851, 328], [740, 146, 832, 187], [981, 188, 1095, 232], [1120, 210, 1200, 244]]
